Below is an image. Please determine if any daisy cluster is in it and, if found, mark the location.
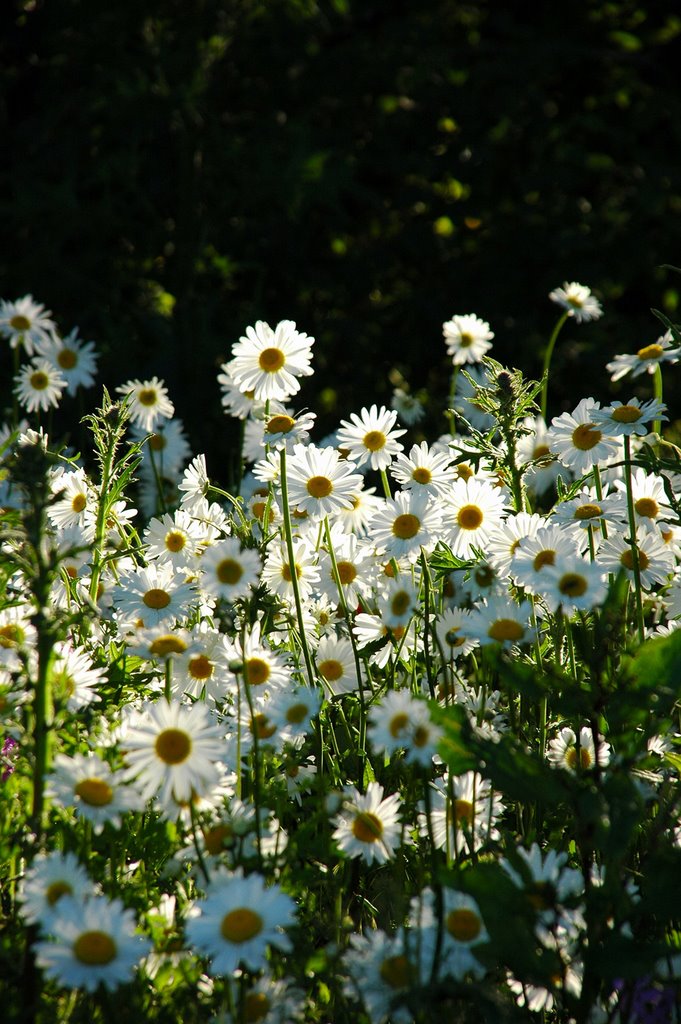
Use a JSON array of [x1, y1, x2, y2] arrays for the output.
[[2, 291, 681, 1023]]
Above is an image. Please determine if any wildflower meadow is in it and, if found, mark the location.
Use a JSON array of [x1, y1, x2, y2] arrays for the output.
[[2, 285, 681, 1024]]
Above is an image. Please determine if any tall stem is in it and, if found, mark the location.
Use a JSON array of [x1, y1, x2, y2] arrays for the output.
[[623, 435, 646, 644], [278, 447, 316, 691], [540, 310, 569, 422]]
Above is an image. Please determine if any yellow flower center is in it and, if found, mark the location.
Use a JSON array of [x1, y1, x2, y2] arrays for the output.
[[71, 493, 87, 513], [336, 560, 357, 585], [29, 371, 49, 391], [389, 712, 410, 738], [352, 811, 383, 843], [363, 430, 387, 452], [413, 724, 430, 747], [458, 331, 474, 347], [245, 658, 270, 686], [392, 513, 420, 539], [446, 908, 482, 942], [281, 562, 300, 582], [150, 634, 188, 657], [454, 798, 475, 825], [252, 713, 277, 739], [307, 475, 333, 498], [559, 573, 588, 597], [46, 880, 72, 905], [149, 433, 166, 451], [566, 745, 592, 770], [155, 728, 192, 764], [474, 565, 495, 587], [57, 348, 78, 369], [258, 347, 285, 372], [10, 314, 31, 331], [635, 497, 659, 519], [532, 550, 555, 570], [527, 881, 556, 910], [220, 908, 263, 943], [0, 624, 24, 647], [203, 823, 234, 855], [457, 504, 484, 531], [612, 404, 643, 423], [620, 547, 649, 572], [74, 777, 114, 807], [286, 702, 309, 724], [574, 504, 602, 521], [455, 463, 474, 481], [189, 654, 213, 680], [444, 627, 466, 647], [73, 931, 117, 965], [487, 619, 524, 642], [216, 558, 243, 585], [138, 388, 158, 406], [143, 588, 171, 609], [637, 343, 663, 361], [412, 467, 432, 484], [390, 591, 411, 617], [165, 530, 186, 553], [571, 423, 602, 451], [243, 992, 271, 1023], [379, 954, 415, 988], [318, 658, 343, 682], [533, 443, 550, 459], [266, 414, 295, 435]]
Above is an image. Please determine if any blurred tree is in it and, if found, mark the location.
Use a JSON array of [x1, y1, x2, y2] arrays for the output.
[[2, 0, 681, 466]]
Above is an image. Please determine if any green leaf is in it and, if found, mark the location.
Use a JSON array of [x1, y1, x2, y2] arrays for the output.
[[432, 702, 477, 774]]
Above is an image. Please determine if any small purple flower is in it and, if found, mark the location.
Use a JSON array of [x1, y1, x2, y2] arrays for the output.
[[1, 735, 18, 781]]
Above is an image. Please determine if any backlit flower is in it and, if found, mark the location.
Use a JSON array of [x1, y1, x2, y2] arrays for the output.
[[228, 319, 314, 401]]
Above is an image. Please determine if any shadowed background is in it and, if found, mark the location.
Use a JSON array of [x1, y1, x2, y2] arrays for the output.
[[2, 0, 681, 469]]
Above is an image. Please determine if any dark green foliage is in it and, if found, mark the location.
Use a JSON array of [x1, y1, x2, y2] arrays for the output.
[[2, 1, 681, 460]]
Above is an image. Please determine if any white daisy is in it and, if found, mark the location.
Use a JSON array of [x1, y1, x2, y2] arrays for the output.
[[414, 887, 489, 981], [121, 698, 225, 811], [285, 442, 363, 519], [48, 468, 96, 531], [261, 538, 320, 604], [368, 690, 442, 766], [548, 398, 620, 476], [606, 331, 679, 381], [199, 537, 262, 602], [390, 440, 457, 497], [517, 415, 564, 495], [185, 868, 296, 976], [548, 281, 603, 322], [143, 509, 203, 568], [547, 726, 611, 773], [332, 781, 402, 865], [34, 895, 150, 992], [114, 563, 197, 628], [538, 552, 608, 614], [597, 530, 675, 591], [0, 294, 56, 354], [391, 386, 425, 425], [14, 358, 66, 413], [442, 476, 508, 559], [116, 377, 174, 432], [512, 525, 588, 593], [443, 312, 494, 365], [19, 851, 96, 929], [37, 327, 98, 395], [227, 319, 314, 401], [370, 489, 443, 562], [47, 752, 143, 833], [592, 397, 667, 437], [464, 595, 535, 648], [315, 635, 359, 696], [612, 467, 675, 528], [336, 404, 406, 471]]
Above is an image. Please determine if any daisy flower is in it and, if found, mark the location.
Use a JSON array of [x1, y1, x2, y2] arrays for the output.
[[335, 482, 384, 536], [262, 405, 316, 450], [368, 690, 442, 766], [114, 563, 197, 629], [315, 635, 359, 696], [391, 386, 425, 425], [227, 319, 314, 401], [442, 313, 494, 365], [143, 509, 203, 568], [464, 595, 535, 648], [37, 327, 98, 395], [116, 377, 174, 432], [547, 726, 611, 772], [317, 527, 377, 608], [199, 537, 262, 602], [612, 467, 675, 528], [501, 842, 584, 923], [14, 358, 66, 413], [485, 511, 546, 577], [390, 440, 457, 497], [19, 851, 97, 929], [266, 686, 321, 745], [48, 468, 96, 531], [336, 404, 406, 471], [547, 398, 620, 476], [261, 537, 320, 604], [217, 363, 261, 419], [131, 418, 191, 479], [451, 363, 496, 433], [186, 868, 295, 976], [517, 415, 564, 495], [50, 642, 107, 710], [225, 621, 292, 697], [597, 530, 675, 591], [370, 489, 443, 562], [332, 781, 402, 865], [550, 486, 626, 534], [121, 698, 225, 811], [34, 895, 150, 993], [592, 397, 667, 437], [415, 887, 489, 981], [344, 929, 423, 1024], [606, 331, 679, 381], [421, 771, 504, 856], [433, 607, 479, 661], [285, 442, 363, 519], [548, 281, 603, 322], [47, 752, 143, 833], [538, 552, 608, 614], [0, 294, 56, 354], [442, 476, 508, 559]]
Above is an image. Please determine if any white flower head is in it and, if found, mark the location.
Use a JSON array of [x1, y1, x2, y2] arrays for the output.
[[228, 319, 314, 401], [116, 377, 174, 432], [549, 281, 603, 322], [443, 313, 494, 364]]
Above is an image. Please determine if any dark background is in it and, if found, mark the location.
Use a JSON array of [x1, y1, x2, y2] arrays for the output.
[[2, 0, 681, 468]]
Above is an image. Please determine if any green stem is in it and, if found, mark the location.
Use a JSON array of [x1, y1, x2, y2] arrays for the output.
[[540, 309, 569, 422], [623, 435, 646, 644], [653, 364, 664, 436], [380, 468, 392, 500], [278, 447, 316, 691]]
